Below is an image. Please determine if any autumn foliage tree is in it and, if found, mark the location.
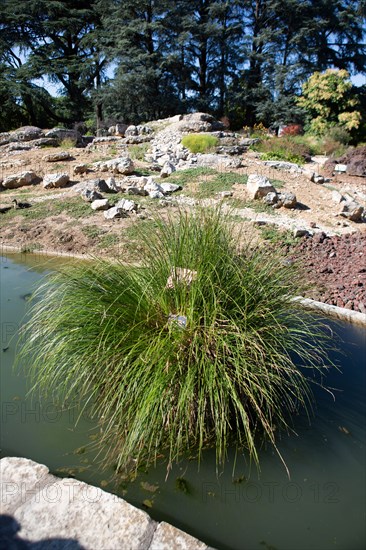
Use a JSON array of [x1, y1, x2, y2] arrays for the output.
[[297, 69, 362, 136]]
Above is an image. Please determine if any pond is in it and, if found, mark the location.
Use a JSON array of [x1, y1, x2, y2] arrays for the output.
[[1, 253, 365, 550]]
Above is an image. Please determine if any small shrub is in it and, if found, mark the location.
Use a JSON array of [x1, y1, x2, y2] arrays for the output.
[[18, 208, 334, 476], [129, 143, 150, 161], [251, 122, 269, 138], [256, 136, 311, 164], [327, 126, 351, 145], [322, 139, 348, 158], [60, 138, 77, 149], [181, 133, 219, 153]]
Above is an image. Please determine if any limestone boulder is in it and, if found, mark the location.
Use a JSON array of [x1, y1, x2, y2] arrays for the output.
[[247, 174, 276, 199], [81, 189, 103, 202], [144, 180, 165, 199], [3, 171, 40, 189], [160, 182, 181, 194], [160, 161, 176, 178], [339, 201, 364, 222], [13, 126, 43, 141], [45, 127, 81, 144], [43, 173, 70, 189], [263, 192, 278, 205], [277, 192, 297, 209], [115, 198, 138, 212], [91, 199, 110, 211], [95, 156, 135, 175], [104, 206, 126, 219], [43, 151, 73, 162], [73, 164, 89, 175]]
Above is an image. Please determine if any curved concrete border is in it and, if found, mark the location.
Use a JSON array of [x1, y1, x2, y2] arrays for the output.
[[0, 457, 212, 550], [293, 296, 366, 326]]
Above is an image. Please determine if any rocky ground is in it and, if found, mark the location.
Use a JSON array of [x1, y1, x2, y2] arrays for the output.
[[0, 114, 365, 312]]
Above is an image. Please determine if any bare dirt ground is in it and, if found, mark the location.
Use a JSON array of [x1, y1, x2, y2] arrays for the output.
[[0, 143, 365, 311]]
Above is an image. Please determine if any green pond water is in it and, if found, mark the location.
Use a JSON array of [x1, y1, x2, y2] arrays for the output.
[[0, 253, 365, 550]]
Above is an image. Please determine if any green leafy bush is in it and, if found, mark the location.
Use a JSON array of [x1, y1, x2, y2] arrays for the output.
[[18, 208, 333, 475], [181, 133, 219, 153]]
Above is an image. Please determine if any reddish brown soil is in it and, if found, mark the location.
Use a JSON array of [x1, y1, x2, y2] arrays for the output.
[[289, 232, 366, 313]]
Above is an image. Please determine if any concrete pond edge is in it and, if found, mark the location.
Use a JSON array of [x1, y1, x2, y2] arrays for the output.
[[0, 456, 212, 550]]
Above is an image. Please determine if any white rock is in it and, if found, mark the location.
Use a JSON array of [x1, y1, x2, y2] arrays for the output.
[[160, 161, 176, 178], [125, 125, 138, 136], [2, 171, 39, 189], [115, 198, 138, 212], [277, 192, 297, 209], [104, 206, 124, 219], [91, 199, 110, 211], [43, 151, 72, 162], [43, 173, 70, 189], [334, 164, 347, 173], [160, 182, 181, 194], [217, 190, 233, 198], [149, 190, 165, 199], [105, 177, 120, 192], [144, 179, 165, 198], [247, 174, 276, 199], [95, 156, 134, 175]]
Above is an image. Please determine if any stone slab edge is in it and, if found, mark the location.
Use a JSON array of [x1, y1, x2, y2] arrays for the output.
[[0, 456, 212, 550], [293, 296, 366, 326]]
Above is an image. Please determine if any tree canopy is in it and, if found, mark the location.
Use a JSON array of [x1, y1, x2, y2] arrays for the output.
[[0, 0, 365, 131]]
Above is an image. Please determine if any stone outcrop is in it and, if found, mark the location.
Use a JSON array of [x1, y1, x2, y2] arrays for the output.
[[93, 156, 135, 175], [43, 173, 70, 189]]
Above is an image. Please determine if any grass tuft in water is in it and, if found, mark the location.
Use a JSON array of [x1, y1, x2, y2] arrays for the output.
[[17, 207, 334, 475]]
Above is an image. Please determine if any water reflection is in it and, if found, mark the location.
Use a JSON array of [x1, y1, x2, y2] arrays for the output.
[[1, 254, 365, 550]]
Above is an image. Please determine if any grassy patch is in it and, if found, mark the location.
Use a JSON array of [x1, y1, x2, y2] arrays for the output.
[[18, 207, 335, 476], [129, 143, 150, 161], [196, 172, 248, 198], [167, 168, 247, 199], [167, 167, 216, 186], [100, 234, 120, 249], [244, 200, 278, 215], [259, 226, 297, 247], [82, 225, 104, 240], [181, 134, 219, 153], [0, 197, 93, 223]]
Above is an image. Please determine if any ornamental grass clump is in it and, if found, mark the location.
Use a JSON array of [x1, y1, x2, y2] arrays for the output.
[[18, 208, 333, 474]]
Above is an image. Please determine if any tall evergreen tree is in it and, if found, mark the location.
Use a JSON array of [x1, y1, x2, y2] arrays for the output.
[[2, 0, 107, 124]]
